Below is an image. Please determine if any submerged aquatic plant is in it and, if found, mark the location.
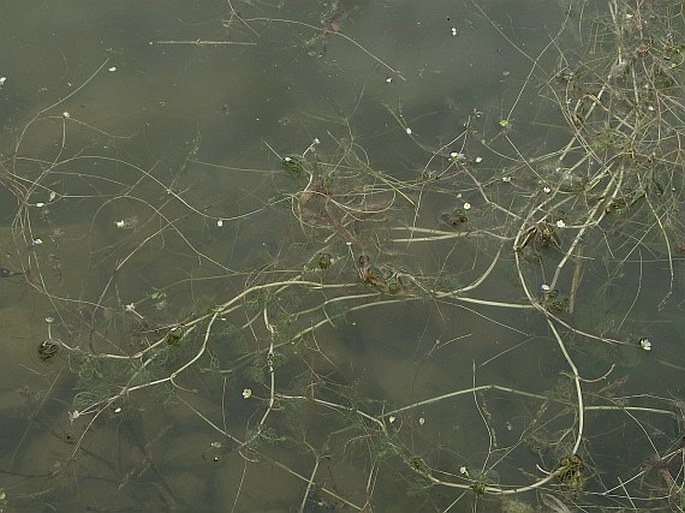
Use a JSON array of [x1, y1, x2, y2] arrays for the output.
[[1, 0, 683, 511]]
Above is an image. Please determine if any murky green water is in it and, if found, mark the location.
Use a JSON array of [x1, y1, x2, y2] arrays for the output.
[[1, 1, 683, 512]]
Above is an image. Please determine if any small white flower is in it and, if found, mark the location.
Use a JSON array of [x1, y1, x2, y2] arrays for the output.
[[451, 26, 458, 36], [0, 76, 6, 86], [313, 137, 321, 145], [125, 302, 136, 312], [474, 156, 483, 163], [45, 316, 54, 324], [242, 388, 252, 399], [33, 238, 43, 245], [418, 416, 425, 426], [463, 202, 471, 210], [388, 415, 396, 424], [114, 217, 138, 229], [639, 338, 652, 351], [459, 465, 469, 476], [385, 76, 393, 83], [113, 406, 122, 413], [216, 219, 224, 228], [68, 410, 80, 423], [555, 219, 566, 228], [405, 127, 412, 135], [543, 186, 552, 194], [108, 66, 117, 72], [647, 105, 655, 112], [284, 156, 293, 162], [35, 202, 45, 208], [63, 111, 70, 119], [541, 283, 551, 291], [49, 191, 57, 202], [502, 176, 512, 183]]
